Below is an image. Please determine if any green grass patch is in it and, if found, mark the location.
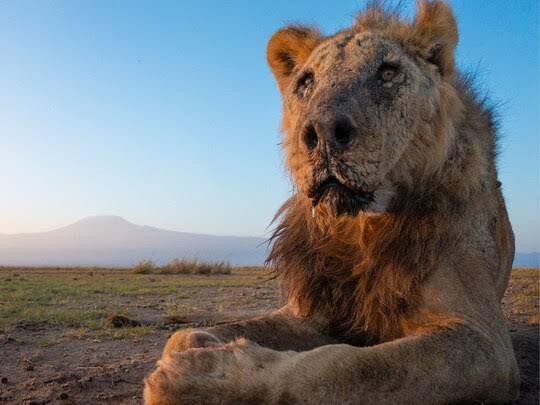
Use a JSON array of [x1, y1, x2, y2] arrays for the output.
[[0, 266, 269, 331]]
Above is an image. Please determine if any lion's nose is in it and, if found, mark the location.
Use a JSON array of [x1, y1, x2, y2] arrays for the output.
[[332, 118, 356, 150], [302, 117, 356, 152], [302, 124, 319, 151]]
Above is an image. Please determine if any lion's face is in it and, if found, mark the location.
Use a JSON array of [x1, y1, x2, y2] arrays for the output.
[[282, 33, 436, 216], [267, 4, 459, 217]]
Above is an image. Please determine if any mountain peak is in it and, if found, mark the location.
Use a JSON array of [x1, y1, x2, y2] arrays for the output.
[[62, 216, 138, 233], [76, 215, 132, 226]]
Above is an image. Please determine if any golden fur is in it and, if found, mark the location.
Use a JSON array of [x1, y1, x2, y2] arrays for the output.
[[144, 2, 520, 404]]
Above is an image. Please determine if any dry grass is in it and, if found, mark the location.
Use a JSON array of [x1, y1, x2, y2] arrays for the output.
[[161, 259, 232, 275], [130, 258, 232, 275], [505, 268, 539, 325], [131, 259, 156, 274]]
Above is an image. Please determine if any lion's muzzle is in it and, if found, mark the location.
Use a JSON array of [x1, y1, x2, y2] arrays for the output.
[[308, 176, 374, 216]]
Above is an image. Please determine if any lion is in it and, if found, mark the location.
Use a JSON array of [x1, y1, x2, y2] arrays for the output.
[[144, 2, 520, 404]]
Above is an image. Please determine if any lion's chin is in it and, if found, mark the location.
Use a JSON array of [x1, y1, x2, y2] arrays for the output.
[[312, 185, 375, 217]]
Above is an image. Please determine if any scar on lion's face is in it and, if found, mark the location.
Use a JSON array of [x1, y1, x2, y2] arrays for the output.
[[267, 13, 458, 217]]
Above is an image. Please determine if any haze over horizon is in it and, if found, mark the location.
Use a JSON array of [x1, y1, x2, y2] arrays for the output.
[[0, 215, 268, 266], [0, 214, 539, 256], [1, 0, 538, 252], [0, 215, 537, 268]]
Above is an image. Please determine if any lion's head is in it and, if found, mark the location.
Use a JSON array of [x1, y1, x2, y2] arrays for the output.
[[267, 1, 462, 217]]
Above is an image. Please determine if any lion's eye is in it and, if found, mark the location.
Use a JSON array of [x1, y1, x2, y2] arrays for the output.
[[378, 65, 398, 82], [294, 70, 315, 98]]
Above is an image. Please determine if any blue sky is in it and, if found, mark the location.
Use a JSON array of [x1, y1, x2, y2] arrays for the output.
[[0, 0, 538, 252]]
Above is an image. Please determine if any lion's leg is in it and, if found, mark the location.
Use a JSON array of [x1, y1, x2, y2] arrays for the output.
[[163, 306, 336, 357], [149, 323, 519, 405], [267, 323, 520, 404]]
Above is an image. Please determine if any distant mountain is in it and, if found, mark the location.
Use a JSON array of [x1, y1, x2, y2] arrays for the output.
[[0, 216, 267, 267], [514, 252, 540, 268], [0, 216, 536, 268]]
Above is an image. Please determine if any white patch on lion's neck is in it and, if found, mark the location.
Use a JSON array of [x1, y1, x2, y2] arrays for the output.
[[367, 184, 396, 214]]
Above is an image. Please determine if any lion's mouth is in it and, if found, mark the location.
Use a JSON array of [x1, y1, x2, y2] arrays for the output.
[[308, 176, 374, 216]]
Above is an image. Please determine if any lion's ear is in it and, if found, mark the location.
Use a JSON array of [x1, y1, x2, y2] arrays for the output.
[[410, 1, 458, 77], [266, 26, 322, 93]]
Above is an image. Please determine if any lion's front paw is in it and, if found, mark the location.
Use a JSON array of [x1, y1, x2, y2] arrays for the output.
[[162, 329, 221, 357], [145, 338, 285, 405]]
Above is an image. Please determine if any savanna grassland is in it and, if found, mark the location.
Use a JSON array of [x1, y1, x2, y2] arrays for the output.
[[0, 266, 537, 404]]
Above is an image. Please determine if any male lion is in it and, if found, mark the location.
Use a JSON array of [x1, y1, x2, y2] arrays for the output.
[[144, 2, 520, 404]]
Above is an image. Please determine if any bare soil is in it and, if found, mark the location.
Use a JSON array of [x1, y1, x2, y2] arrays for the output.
[[0, 268, 537, 405]]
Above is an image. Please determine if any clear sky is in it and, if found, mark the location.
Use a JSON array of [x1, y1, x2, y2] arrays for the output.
[[0, 1, 538, 252]]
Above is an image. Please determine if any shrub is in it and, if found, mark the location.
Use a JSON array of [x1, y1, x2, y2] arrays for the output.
[[193, 262, 212, 275], [162, 259, 232, 275], [131, 260, 156, 274], [210, 261, 232, 275], [161, 258, 192, 274], [131, 258, 233, 275]]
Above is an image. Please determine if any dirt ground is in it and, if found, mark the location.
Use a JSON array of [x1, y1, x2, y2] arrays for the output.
[[0, 268, 537, 404]]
